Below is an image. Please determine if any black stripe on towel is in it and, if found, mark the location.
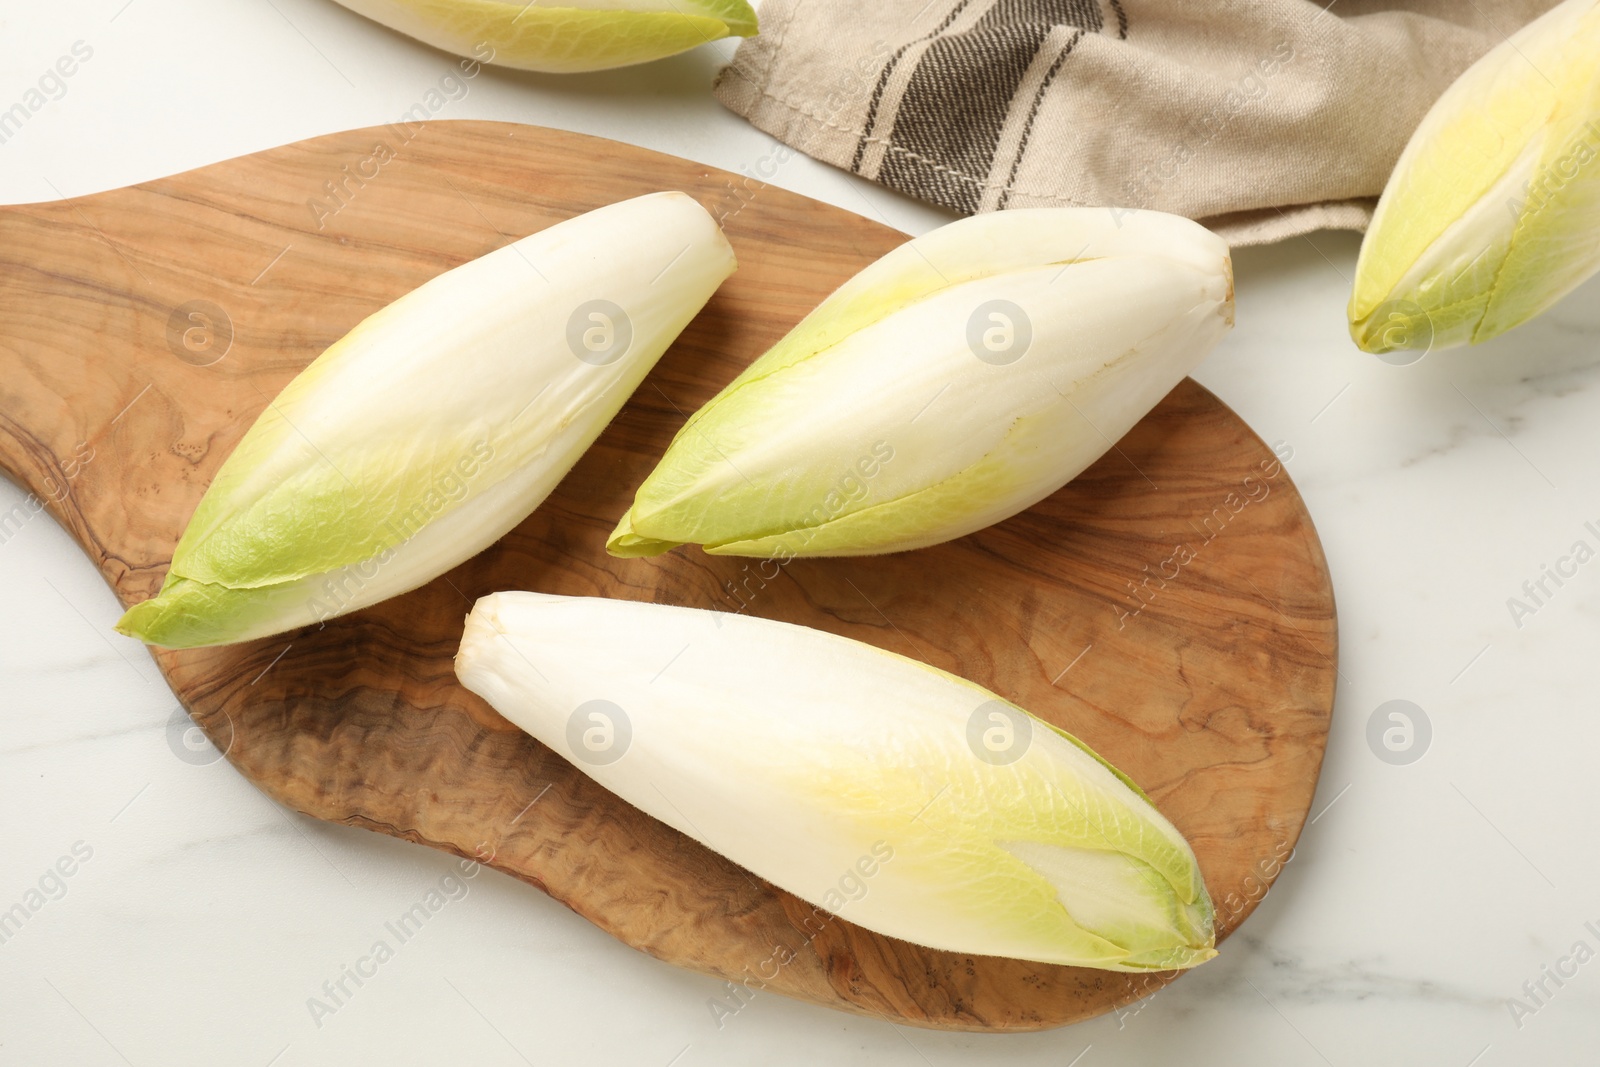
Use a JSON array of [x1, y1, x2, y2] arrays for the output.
[[875, 0, 1104, 213], [995, 28, 1084, 209], [849, 0, 980, 173]]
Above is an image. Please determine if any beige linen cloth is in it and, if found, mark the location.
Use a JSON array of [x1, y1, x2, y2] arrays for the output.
[[714, 0, 1560, 244]]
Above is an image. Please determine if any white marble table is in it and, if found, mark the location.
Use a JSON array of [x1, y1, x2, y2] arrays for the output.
[[3, 2, 1598, 1063]]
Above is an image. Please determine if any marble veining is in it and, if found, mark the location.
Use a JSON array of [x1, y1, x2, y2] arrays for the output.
[[3, 0, 1600, 1062]]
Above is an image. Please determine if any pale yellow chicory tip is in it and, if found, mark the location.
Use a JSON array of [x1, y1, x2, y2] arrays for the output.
[[327, 0, 758, 74], [1350, 0, 1600, 355]]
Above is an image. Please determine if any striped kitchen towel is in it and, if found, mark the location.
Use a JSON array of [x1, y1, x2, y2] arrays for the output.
[[713, 0, 1561, 244]]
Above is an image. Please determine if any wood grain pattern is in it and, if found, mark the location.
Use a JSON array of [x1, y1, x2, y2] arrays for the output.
[[0, 120, 1336, 1031]]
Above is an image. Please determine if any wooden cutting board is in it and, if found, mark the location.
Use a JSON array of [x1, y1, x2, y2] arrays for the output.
[[0, 120, 1336, 1032]]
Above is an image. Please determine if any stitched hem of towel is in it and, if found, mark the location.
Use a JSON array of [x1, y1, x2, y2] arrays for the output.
[[714, 62, 1104, 209], [715, 62, 1377, 247]]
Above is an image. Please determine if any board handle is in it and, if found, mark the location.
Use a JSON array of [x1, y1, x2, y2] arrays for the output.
[[0, 194, 270, 605]]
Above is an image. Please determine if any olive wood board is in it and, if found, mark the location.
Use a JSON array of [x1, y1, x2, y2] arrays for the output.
[[0, 120, 1336, 1032]]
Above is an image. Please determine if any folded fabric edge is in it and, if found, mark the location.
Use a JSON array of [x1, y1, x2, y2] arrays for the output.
[[1194, 200, 1375, 247], [713, 61, 1375, 248]]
